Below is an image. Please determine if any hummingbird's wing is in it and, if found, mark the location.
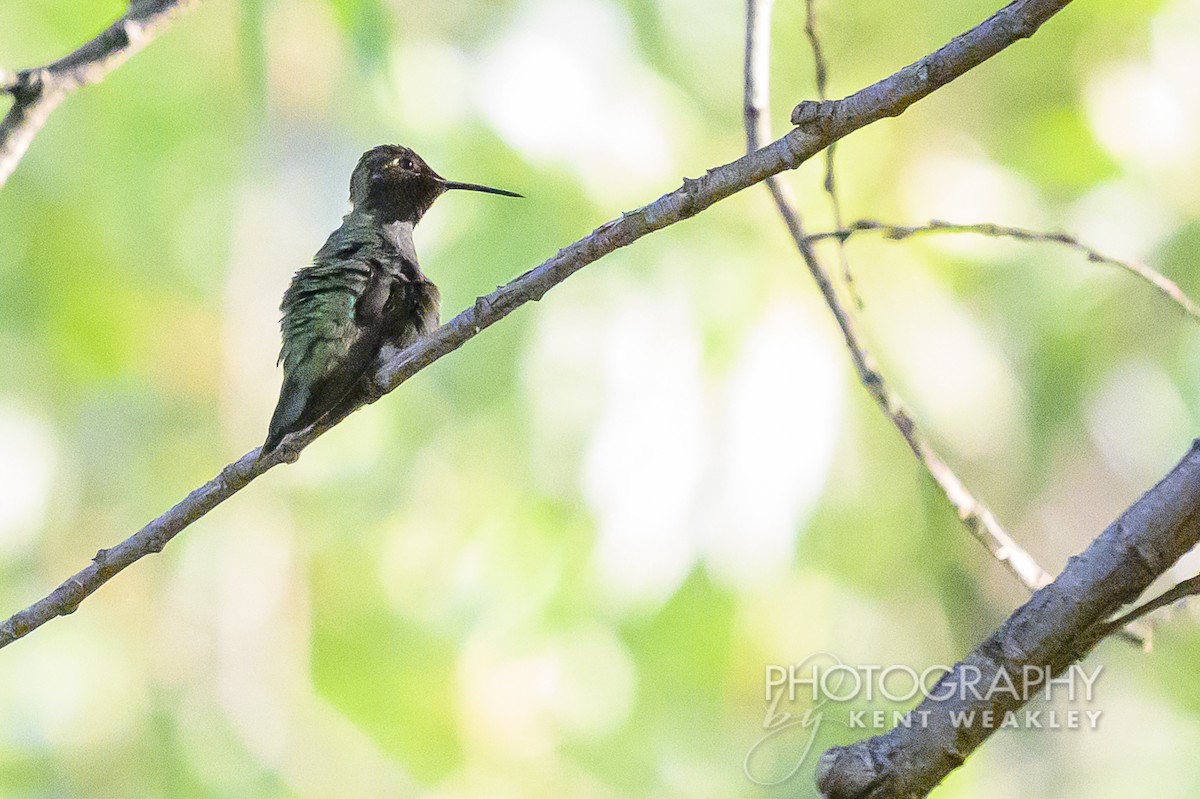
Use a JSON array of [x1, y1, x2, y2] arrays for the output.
[[263, 258, 384, 453]]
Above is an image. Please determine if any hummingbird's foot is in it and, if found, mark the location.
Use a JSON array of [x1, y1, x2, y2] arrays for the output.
[[279, 441, 303, 464], [265, 435, 303, 464]]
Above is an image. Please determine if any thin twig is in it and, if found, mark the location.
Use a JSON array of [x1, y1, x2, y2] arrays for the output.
[[0, 0, 1077, 650], [0, 0, 197, 189], [806, 219, 1200, 322], [1096, 573, 1200, 636], [802, 0, 857, 306], [745, 0, 1056, 597]]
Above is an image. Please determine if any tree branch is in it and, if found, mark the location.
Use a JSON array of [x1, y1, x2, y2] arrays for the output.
[[817, 442, 1200, 798], [0, 0, 1077, 649], [0, 0, 197, 189], [807, 219, 1200, 322], [744, 0, 1056, 597], [802, 0, 857, 304]]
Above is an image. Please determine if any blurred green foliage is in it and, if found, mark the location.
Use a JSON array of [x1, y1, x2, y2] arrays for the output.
[[2, 0, 1200, 797]]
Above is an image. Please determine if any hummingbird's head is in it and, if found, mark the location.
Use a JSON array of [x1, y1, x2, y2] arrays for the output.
[[349, 144, 521, 224]]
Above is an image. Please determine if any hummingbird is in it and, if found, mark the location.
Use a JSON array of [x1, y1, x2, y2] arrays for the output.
[[261, 144, 521, 456]]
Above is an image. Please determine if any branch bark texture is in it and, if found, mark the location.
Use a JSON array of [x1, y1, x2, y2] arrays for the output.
[[0, 0, 197, 189], [816, 442, 1200, 798], [0, 0, 1076, 649]]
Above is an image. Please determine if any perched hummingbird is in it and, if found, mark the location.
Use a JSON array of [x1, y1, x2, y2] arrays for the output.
[[261, 144, 521, 456]]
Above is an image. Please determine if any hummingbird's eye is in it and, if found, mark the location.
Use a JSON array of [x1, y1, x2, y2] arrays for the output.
[[401, 158, 415, 170]]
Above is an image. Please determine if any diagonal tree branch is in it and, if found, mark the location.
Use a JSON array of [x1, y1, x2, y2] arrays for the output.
[[0, 0, 1077, 650], [744, 0, 1055, 595], [816, 442, 1200, 798], [0, 0, 197, 189], [807, 218, 1200, 322]]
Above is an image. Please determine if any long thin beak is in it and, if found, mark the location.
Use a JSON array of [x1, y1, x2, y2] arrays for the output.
[[442, 179, 523, 198]]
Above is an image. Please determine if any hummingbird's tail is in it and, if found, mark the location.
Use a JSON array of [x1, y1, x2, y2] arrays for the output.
[[260, 429, 287, 459], [260, 377, 311, 458]]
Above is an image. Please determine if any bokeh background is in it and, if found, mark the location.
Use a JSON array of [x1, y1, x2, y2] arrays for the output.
[[2, 0, 1200, 796]]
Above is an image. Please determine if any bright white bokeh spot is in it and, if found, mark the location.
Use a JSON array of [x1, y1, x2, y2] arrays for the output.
[[0, 402, 58, 555], [1085, 63, 1190, 171], [583, 291, 707, 610], [1086, 359, 1193, 487], [701, 303, 844, 589], [1066, 181, 1179, 263], [478, 0, 684, 201], [866, 256, 1028, 461], [1085, 1, 1200, 185], [901, 149, 1047, 233], [543, 627, 636, 739]]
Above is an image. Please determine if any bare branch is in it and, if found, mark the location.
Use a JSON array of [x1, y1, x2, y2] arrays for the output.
[[802, 0, 857, 304], [745, 0, 1056, 598], [817, 442, 1200, 798], [807, 219, 1200, 322], [802, 0, 830, 95], [0, 0, 197, 189], [0, 0, 1077, 649]]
